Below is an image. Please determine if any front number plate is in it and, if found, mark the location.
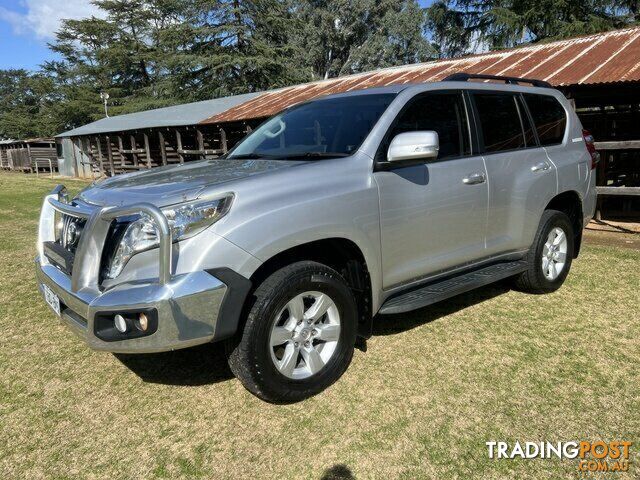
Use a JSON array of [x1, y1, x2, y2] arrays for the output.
[[42, 284, 61, 317]]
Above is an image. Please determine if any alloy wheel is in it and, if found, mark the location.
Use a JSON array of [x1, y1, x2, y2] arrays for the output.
[[269, 291, 341, 380], [542, 227, 568, 280]]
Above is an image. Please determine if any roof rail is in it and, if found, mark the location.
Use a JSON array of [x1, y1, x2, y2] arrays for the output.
[[443, 72, 553, 88]]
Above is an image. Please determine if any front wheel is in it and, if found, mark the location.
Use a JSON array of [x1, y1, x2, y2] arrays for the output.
[[227, 261, 357, 403], [513, 209, 574, 294]]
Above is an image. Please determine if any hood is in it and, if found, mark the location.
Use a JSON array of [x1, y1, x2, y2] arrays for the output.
[[78, 158, 299, 207]]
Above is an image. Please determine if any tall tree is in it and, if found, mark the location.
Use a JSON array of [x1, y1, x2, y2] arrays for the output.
[[164, 0, 309, 99], [293, 0, 435, 80], [427, 0, 639, 57], [48, 0, 184, 122], [0, 69, 61, 139]]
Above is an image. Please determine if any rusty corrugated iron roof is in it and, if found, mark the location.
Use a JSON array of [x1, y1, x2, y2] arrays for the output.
[[201, 26, 640, 125]]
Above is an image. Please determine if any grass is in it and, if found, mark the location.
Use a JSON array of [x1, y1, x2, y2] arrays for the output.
[[0, 171, 638, 479]]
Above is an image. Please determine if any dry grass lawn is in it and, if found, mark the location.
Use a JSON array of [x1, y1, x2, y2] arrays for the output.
[[0, 171, 638, 479]]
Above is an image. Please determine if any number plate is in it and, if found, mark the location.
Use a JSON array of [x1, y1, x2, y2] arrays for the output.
[[42, 284, 61, 317]]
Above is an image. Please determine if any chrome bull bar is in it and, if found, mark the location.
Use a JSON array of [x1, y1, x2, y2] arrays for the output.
[[39, 184, 173, 289]]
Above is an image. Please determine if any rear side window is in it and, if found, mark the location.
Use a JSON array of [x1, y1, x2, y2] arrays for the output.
[[524, 94, 567, 146], [473, 93, 525, 152], [384, 92, 470, 160]]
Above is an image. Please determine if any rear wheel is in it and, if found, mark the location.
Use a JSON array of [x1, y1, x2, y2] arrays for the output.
[[514, 209, 574, 293], [227, 261, 357, 403]]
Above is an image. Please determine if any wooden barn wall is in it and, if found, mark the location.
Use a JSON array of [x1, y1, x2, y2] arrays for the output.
[[567, 84, 640, 219], [0, 142, 57, 172], [70, 121, 259, 178]]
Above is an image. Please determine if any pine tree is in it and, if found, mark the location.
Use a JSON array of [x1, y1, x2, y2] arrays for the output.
[[0, 70, 60, 139], [48, 0, 184, 120], [426, 0, 638, 57], [163, 0, 309, 98], [292, 0, 435, 80]]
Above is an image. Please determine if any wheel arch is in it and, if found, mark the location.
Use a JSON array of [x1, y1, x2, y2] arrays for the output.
[[544, 190, 584, 257], [247, 237, 375, 340]]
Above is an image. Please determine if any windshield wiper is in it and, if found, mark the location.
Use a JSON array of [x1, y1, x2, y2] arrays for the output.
[[228, 152, 350, 160], [277, 152, 350, 160], [227, 153, 278, 160]]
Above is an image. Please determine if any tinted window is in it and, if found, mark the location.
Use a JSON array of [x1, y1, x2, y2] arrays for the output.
[[524, 94, 567, 146], [228, 94, 396, 159], [383, 92, 470, 160], [474, 93, 525, 152]]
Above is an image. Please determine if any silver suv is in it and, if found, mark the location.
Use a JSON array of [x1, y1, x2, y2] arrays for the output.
[[36, 74, 597, 403]]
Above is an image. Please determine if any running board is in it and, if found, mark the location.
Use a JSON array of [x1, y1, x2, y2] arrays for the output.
[[379, 260, 528, 315]]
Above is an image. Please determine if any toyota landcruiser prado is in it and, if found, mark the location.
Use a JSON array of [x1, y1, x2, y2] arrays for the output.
[[36, 73, 597, 403]]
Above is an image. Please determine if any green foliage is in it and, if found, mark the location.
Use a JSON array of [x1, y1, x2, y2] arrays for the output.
[[427, 0, 639, 57], [48, 0, 185, 115], [0, 69, 63, 139], [163, 0, 310, 98], [292, 0, 434, 79]]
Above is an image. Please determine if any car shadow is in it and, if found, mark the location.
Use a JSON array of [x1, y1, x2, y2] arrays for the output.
[[371, 281, 512, 336], [116, 282, 512, 386], [115, 342, 234, 386], [320, 464, 355, 479]]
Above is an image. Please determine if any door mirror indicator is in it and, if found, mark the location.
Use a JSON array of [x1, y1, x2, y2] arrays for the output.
[[387, 131, 439, 162]]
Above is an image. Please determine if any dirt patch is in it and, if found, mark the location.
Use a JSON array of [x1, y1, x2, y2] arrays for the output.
[[583, 220, 640, 250]]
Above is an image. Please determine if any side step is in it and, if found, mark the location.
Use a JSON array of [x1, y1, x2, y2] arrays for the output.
[[379, 260, 528, 315]]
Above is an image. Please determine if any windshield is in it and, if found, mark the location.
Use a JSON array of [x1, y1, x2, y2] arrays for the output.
[[227, 93, 396, 160]]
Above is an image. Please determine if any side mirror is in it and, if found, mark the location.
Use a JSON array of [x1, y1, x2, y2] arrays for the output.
[[387, 131, 439, 163]]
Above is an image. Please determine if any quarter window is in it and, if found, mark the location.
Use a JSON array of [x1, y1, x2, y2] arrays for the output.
[[382, 92, 471, 161], [524, 94, 567, 146], [473, 93, 525, 152]]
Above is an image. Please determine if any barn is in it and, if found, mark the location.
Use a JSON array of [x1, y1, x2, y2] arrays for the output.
[[0, 138, 57, 175], [54, 26, 640, 219]]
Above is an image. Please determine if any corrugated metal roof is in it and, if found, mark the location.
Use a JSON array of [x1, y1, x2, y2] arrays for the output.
[[0, 137, 53, 145], [202, 26, 640, 125], [56, 91, 260, 137]]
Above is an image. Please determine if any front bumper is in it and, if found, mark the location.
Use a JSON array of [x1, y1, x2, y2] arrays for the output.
[[36, 185, 254, 353], [36, 256, 228, 353]]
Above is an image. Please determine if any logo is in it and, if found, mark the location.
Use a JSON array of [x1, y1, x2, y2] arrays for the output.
[[486, 441, 632, 473]]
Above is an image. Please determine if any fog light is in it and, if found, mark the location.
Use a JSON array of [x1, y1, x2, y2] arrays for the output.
[[114, 314, 127, 333], [135, 312, 149, 332]]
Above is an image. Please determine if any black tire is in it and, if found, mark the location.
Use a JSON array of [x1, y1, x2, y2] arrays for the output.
[[227, 261, 358, 403], [513, 209, 574, 294]]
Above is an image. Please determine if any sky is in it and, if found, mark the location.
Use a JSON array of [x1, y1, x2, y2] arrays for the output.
[[0, 0, 102, 70], [0, 0, 435, 71]]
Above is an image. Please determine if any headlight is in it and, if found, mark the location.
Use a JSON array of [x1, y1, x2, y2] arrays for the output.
[[162, 195, 234, 241], [106, 195, 233, 279]]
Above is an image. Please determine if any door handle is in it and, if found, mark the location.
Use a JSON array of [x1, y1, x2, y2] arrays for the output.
[[462, 172, 486, 185], [531, 161, 551, 172]]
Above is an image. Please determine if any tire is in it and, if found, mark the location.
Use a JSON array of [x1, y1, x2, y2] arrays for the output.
[[227, 261, 358, 403], [513, 209, 574, 294]]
